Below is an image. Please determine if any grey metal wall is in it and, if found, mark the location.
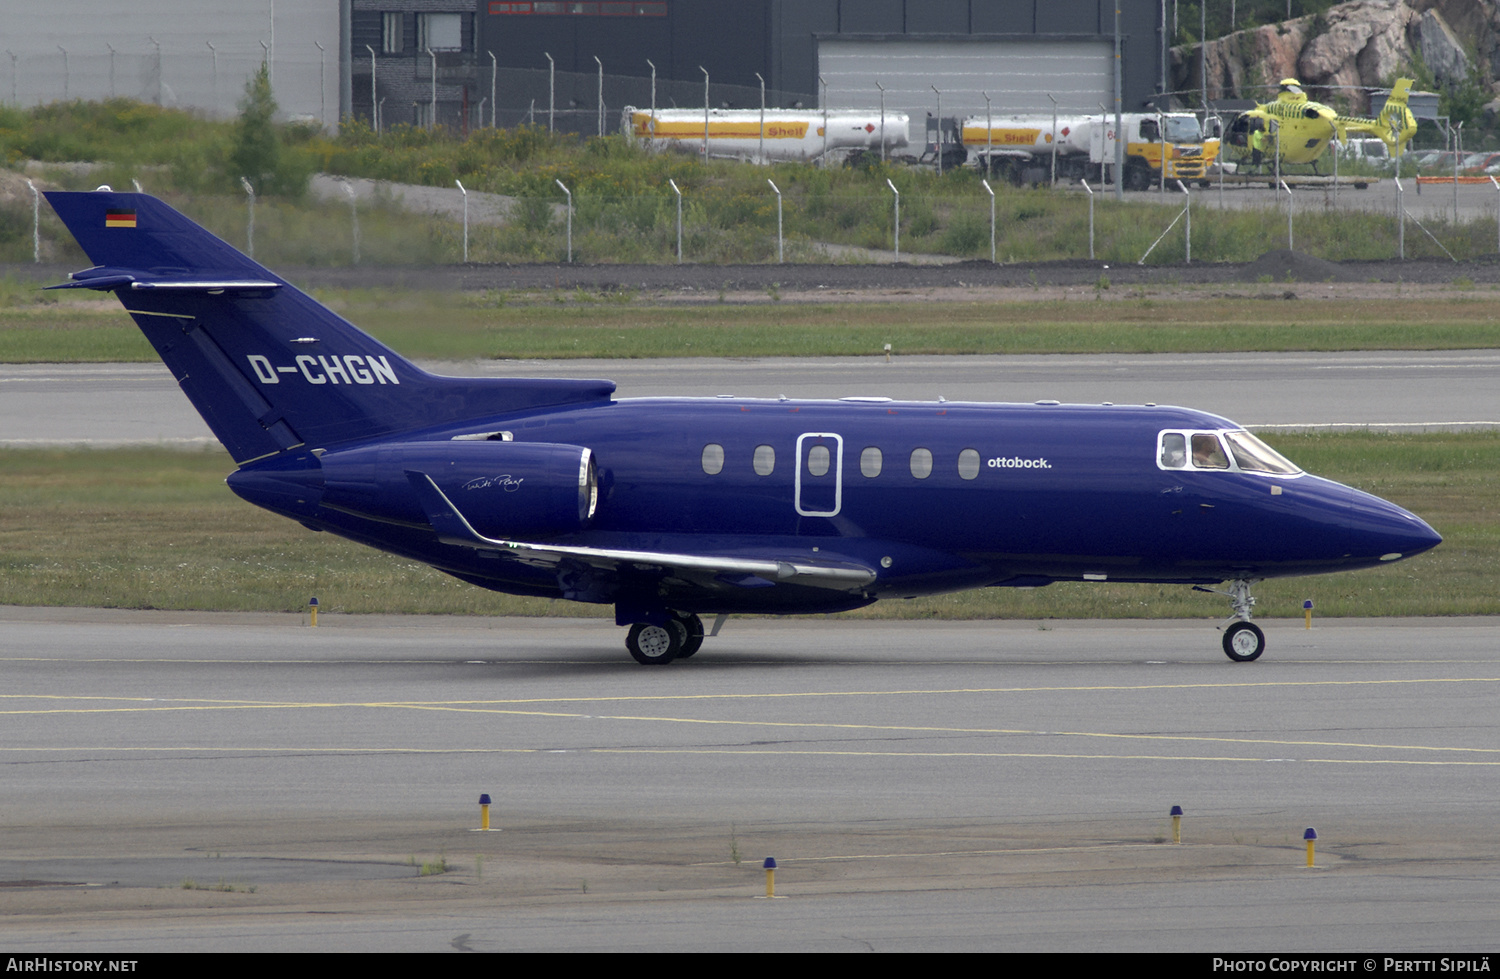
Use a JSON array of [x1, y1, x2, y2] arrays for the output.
[[480, 0, 1165, 124], [819, 38, 1114, 140], [1, 0, 341, 123], [772, 0, 1160, 111]]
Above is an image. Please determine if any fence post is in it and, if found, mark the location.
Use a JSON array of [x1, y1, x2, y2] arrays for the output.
[[595, 56, 604, 137], [239, 176, 255, 258], [366, 45, 377, 132], [545, 52, 554, 133], [1047, 93, 1057, 186], [555, 178, 572, 263], [701, 66, 710, 160], [932, 85, 943, 177], [25, 179, 39, 262], [1179, 179, 1190, 263], [1490, 175, 1499, 257], [1082, 179, 1095, 260], [981, 178, 995, 263], [767, 179, 783, 263], [342, 181, 359, 265], [1281, 179, 1293, 251], [755, 72, 766, 165], [886, 179, 900, 260], [1396, 176, 1405, 260], [668, 178, 682, 263], [456, 179, 468, 262]]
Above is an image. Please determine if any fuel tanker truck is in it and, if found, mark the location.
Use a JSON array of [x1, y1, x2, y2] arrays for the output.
[[961, 112, 1219, 189], [623, 106, 910, 164]]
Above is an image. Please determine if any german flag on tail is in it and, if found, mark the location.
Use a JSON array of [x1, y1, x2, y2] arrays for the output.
[[104, 210, 136, 228]]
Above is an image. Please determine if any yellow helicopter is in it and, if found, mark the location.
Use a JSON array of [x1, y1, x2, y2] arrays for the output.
[[1225, 78, 1417, 172]]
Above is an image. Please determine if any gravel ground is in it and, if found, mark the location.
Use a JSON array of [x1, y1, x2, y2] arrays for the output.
[[14, 237, 1500, 321], [12, 251, 1495, 301]]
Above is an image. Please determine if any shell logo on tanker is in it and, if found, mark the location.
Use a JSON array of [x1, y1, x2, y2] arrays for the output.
[[765, 123, 809, 138], [997, 129, 1042, 145]]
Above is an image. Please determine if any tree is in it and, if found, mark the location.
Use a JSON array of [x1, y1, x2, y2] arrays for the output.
[[230, 62, 285, 195]]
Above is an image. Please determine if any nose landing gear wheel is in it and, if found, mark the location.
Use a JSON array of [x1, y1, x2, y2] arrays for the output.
[[1223, 621, 1265, 662], [626, 622, 680, 665]]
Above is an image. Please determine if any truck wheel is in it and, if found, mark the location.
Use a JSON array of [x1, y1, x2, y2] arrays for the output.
[[1124, 162, 1153, 192]]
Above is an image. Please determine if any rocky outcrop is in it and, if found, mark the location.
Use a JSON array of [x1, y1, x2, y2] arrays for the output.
[[1417, 8, 1472, 83], [1172, 0, 1497, 114]]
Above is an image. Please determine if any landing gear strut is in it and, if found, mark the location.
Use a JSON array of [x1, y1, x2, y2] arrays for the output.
[[1194, 578, 1266, 662]]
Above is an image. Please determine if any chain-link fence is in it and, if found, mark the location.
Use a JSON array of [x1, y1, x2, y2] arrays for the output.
[[10, 165, 1500, 270]]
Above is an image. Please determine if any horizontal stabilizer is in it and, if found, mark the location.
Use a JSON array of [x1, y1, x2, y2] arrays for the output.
[[48, 267, 282, 293]]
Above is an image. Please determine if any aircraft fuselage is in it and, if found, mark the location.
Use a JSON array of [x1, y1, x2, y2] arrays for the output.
[[228, 397, 1439, 617]]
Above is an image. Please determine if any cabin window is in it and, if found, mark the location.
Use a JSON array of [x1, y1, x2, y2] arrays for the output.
[[701, 443, 724, 474], [957, 449, 980, 480], [860, 446, 882, 477], [909, 447, 932, 479], [753, 444, 775, 476], [1160, 432, 1187, 469], [1191, 433, 1229, 469], [806, 444, 830, 476]]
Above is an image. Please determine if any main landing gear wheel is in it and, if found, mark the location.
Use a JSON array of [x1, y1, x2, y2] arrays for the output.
[[1223, 621, 1266, 662], [626, 622, 680, 666], [671, 612, 705, 659]]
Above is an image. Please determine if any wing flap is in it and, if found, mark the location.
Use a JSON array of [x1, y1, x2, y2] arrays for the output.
[[406, 471, 876, 589]]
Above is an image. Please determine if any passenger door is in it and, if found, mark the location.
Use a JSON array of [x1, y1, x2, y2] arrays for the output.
[[795, 432, 843, 517]]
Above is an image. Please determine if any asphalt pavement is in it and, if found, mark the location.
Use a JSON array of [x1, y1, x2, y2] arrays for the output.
[[1, 610, 1496, 951]]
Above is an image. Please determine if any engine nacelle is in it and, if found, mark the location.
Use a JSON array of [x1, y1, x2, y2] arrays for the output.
[[320, 440, 598, 540]]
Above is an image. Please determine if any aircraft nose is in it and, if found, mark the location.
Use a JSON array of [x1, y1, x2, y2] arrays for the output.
[[1345, 486, 1442, 564]]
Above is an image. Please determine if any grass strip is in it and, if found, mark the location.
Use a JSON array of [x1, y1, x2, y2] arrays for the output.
[[6, 290, 1500, 362]]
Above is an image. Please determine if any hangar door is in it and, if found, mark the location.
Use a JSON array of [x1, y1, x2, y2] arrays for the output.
[[818, 39, 1113, 142]]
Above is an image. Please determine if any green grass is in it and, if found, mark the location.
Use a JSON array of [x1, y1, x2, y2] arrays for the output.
[[0, 432, 1490, 619], [8, 284, 1500, 363]]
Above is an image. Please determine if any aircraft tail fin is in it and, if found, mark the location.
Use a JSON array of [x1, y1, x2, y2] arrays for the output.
[[45, 190, 614, 465], [1375, 78, 1417, 154]]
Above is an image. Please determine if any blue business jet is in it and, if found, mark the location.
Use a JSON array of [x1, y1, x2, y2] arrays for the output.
[[46, 190, 1441, 665]]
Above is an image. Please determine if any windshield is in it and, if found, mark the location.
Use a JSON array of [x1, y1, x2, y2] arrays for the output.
[[1223, 430, 1302, 474], [1164, 116, 1202, 143]]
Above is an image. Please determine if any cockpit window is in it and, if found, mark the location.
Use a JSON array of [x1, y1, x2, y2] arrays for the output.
[[1224, 430, 1301, 474], [1191, 434, 1229, 469], [1158, 429, 1301, 475]]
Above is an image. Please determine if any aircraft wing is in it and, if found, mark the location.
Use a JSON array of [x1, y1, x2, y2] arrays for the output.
[[406, 472, 877, 590]]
